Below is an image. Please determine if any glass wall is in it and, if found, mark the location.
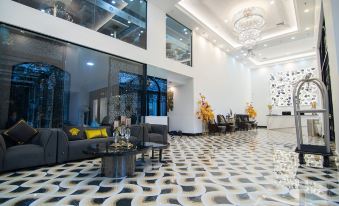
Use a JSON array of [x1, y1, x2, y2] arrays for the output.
[[13, 0, 147, 49], [166, 16, 192, 66], [0, 24, 146, 129]]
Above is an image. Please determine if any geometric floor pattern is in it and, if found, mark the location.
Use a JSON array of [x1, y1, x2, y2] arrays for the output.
[[0, 129, 338, 206]]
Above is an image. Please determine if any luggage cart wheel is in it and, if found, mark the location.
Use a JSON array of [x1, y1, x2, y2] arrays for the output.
[[323, 156, 330, 167], [298, 153, 305, 165]]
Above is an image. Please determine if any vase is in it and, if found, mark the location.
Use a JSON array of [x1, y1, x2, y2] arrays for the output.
[[202, 122, 208, 136]]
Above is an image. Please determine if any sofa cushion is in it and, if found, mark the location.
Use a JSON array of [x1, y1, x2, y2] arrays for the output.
[[4, 144, 44, 170], [148, 133, 164, 144], [63, 126, 84, 141], [3, 120, 38, 146]]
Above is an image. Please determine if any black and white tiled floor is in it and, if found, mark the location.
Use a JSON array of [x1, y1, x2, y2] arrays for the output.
[[0, 129, 338, 206]]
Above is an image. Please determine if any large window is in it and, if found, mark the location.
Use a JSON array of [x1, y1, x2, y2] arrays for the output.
[[0, 24, 146, 129], [166, 16, 192, 66], [146, 77, 167, 116], [13, 0, 147, 49]]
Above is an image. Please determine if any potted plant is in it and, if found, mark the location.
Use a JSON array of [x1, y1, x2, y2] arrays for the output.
[[196, 93, 214, 134]]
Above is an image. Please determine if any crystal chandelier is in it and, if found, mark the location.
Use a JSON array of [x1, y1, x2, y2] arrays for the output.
[[233, 7, 265, 49]]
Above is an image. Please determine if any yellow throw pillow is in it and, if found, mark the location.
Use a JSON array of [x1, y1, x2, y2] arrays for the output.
[[85, 129, 102, 139], [100, 128, 108, 138], [85, 128, 108, 139]]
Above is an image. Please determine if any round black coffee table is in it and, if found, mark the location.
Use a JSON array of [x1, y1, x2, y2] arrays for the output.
[[84, 140, 149, 177]]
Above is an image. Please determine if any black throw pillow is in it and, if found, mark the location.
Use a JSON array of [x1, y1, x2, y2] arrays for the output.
[[3, 120, 38, 145], [63, 126, 84, 141]]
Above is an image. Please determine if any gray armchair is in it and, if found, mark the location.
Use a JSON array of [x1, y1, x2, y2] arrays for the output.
[[0, 128, 57, 172], [144, 124, 168, 144]]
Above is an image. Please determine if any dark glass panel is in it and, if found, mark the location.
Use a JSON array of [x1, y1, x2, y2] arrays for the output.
[[0, 24, 146, 129]]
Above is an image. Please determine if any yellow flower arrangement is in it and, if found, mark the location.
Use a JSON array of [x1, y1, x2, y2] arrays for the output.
[[246, 102, 257, 119], [196, 93, 214, 122]]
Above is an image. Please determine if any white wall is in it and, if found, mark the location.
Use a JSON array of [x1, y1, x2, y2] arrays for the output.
[[322, 0, 339, 154], [192, 35, 251, 133], [251, 58, 318, 126], [0, 0, 251, 134]]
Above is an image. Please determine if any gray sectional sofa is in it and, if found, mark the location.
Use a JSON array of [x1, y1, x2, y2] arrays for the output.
[[56, 125, 144, 163], [0, 124, 167, 172], [0, 128, 58, 172]]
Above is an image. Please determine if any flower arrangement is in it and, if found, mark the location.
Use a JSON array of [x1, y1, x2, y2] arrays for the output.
[[246, 102, 257, 119], [196, 93, 214, 122]]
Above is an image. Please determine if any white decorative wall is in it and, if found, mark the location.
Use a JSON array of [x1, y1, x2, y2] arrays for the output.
[[251, 58, 318, 126], [270, 67, 318, 107]]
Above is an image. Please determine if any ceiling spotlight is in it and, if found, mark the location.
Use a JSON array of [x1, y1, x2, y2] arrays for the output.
[[270, 0, 275, 5], [305, 27, 310, 31], [180, 38, 183, 41], [243, 53, 248, 56], [291, 36, 295, 40], [86, 62, 94, 66], [110, 33, 114, 36], [112, 0, 116, 4], [195, 27, 199, 31], [304, 9, 310, 13], [127, 20, 131, 24], [213, 39, 217, 43], [140, 30, 144, 33], [40, 9, 45, 12], [224, 19, 229, 23], [130, 0, 134, 2], [183, 28, 187, 32], [185, 31, 188, 35]]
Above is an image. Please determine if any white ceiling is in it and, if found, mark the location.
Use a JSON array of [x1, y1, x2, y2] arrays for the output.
[[168, 0, 319, 67]]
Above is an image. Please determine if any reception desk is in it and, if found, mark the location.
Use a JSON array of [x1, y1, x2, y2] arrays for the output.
[[267, 115, 319, 130]]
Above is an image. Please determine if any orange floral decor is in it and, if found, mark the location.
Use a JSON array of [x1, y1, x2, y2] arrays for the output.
[[246, 102, 257, 119], [196, 93, 214, 122]]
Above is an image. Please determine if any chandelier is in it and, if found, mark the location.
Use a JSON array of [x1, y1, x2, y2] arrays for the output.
[[233, 7, 265, 49]]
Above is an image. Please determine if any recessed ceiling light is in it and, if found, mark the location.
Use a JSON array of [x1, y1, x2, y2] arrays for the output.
[[127, 20, 131, 24], [185, 32, 188, 35], [130, 0, 134, 2], [304, 9, 310, 13], [305, 27, 310, 31], [270, 0, 275, 5], [195, 27, 199, 31], [291, 36, 295, 40], [183, 28, 187, 32], [86, 62, 94, 66], [110, 33, 114, 36], [112, 0, 116, 4], [243, 53, 248, 56], [140, 30, 144, 33], [180, 38, 183, 41], [40, 9, 45, 12], [224, 19, 229, 23]]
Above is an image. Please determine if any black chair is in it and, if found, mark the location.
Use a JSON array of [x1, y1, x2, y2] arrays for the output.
[[235, 114, 251, 131], [217, 115, 236, 133], [208, 119, 225, 135]]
